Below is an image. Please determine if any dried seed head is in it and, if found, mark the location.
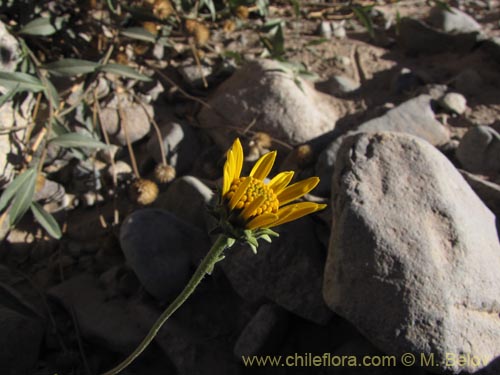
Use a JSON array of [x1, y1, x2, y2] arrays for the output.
[[195, 24, 210, 46], [185, 19, 197, 33], [115, 52, 129, 65], [235, 5, 249, 20], [133, 43, 149, 55], [154, 164, 176, 184], [296, 144, 314, 167], [130, 179, 159, 205], [249, 132, 272, 150], [153, 0, 174, 19], [142, 21, 158, 36], [185, 19, 210, 46], [223, 19, 236, 33]]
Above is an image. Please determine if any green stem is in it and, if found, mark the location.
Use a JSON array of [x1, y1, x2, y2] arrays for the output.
[[101, 234, 233, 375]]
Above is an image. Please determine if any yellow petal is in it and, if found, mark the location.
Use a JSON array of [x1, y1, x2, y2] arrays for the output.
[[246, 213, 279, 230], [222, 150, 233, 196], [223, 139, 243, 196], [269, 202, 326, 228], [229, 176, 252, 210], [268, 171, 294, 194], [239, 195, 265, 220], [249, 151, 276, 180], [277, 177, 320, 206], [233, 138, 244, 180]]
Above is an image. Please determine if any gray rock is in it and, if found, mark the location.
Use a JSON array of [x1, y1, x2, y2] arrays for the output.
[[456, 126, 500, 175], [315, 75, 360, 96], [234, 303, 288, 358], [0, 306, 44, 375], [332, 21, 347, 39], [66, 76, 110, 108], [428, 6, 481, 33], [315, 138, 345, 197], [357, 95, 449, 143], [146, 120, 200, 174], [96, 144, 120, 164], [106, 160, 133, 181], [398, 17, 478, 54], [323, 132, 500, 374], [481, 37, 500, 64], [438, 92, 467, 115], [34, 178, 67, 213], [120, 209, 208, 301], [197, 59, 339, 148], [0, 21, 21, 73], [0, 133, 15, 189], [221, 217, 332, 324], [315, 95, 449, 196], [48, 274, 149, 354], [452, 69, 483, 96], [317, 21, 332, 38], [178, 61, 213, 88], [460, 170, 500, 233], [0, 94, 33, 187], [154, 176, 214, 232], [99, 93, 152, 146], [390, 68, 424, 95]]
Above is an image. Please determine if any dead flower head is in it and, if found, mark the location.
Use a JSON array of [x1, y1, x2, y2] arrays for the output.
[[130, 178, 159, 205]]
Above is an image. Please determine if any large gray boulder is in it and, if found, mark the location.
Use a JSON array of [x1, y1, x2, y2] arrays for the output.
[[315, 95, 449, 196], [197, 59, 340, 148], [456, 126, 500, 175], [354, 95, 449, 144], [323, 132, 500, 374]]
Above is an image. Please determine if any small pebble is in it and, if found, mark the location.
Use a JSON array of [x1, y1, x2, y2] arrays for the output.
[[336, 55, 351, 66], [439, 92, 467, 115], [332, 21, 346, 39], [317, 21, 332, 38]]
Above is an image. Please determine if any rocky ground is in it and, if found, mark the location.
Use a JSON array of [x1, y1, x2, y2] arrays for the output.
[[1, 0, 500, 374]]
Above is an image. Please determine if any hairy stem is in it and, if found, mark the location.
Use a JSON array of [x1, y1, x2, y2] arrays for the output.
[[101, 234, 232, 375]]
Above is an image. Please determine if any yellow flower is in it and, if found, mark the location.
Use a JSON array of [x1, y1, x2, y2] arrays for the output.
[[222, 138, 326, 230]]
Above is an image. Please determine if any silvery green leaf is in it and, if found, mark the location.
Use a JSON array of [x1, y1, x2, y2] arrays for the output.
[[120, 27, 156, 43], [0, 72, 44, 92], [0, 169, 36, 212], [31, 202, 62, 239], [41, 76, 59, 108], [43, 59, 98, 76], [98, 64, 152, 81], [8, 168, 37, 225], [19, 17, 59, 36], [49, 133, 107, 149]]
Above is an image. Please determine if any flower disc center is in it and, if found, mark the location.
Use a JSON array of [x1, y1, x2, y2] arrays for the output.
[[225, 177, 279, 217]]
